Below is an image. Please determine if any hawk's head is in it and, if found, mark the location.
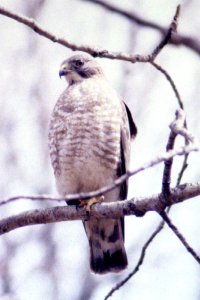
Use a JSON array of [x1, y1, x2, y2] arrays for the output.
[[59, 54, 103, 85]]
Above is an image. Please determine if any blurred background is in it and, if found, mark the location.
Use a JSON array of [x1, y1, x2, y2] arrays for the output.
[[0, 0, 200, 299]]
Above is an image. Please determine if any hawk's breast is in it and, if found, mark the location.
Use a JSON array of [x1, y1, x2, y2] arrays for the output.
[[48, 78, 123, 195]]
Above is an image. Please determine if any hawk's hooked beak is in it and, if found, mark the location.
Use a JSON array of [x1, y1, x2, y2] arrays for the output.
[[59, 64, 70, 78], [59, 69, 66, 78]]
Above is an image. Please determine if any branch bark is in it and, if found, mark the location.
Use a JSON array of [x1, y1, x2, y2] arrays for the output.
[[0, 182, 200, 235], [0, 5, 178, 63]]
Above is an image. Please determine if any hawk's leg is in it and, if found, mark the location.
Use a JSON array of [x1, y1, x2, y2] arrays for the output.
[[79, 196, 104, 218]]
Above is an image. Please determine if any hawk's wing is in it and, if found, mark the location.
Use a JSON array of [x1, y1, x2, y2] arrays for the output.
[[118, 101, 137, 199], [124, 102, 137, 140], [117, 102, 137, 239]]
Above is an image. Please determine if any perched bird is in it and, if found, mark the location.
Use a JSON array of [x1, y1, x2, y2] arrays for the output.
[[48, 53, 137, 274]]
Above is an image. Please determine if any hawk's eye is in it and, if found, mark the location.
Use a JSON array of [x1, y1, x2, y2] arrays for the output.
[[74, 60, 84, 67]]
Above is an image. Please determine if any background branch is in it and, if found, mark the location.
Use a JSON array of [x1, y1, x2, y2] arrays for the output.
[[83, 0, 200, 56]]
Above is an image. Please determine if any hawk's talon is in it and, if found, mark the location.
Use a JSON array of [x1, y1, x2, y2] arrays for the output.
[[79, 196, 104, 219], [79, 199, 89, 207]]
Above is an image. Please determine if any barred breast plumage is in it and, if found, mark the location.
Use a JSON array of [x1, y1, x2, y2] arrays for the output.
[[49, 77, 123, 196]]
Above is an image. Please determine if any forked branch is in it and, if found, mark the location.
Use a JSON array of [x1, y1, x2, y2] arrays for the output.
[[0, 5, 179, 63]]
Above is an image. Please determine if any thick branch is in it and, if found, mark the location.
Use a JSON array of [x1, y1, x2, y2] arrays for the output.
[[0, 182, 200, 235], [83, 0, 200, 56]]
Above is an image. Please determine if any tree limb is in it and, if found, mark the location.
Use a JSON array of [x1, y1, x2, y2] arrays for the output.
[[0, 5, 177, 63], [0, 182, 200, 235], [162, 109, 190, 197]]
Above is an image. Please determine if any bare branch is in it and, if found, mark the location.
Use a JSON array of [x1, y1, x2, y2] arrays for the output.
[[170, 110, 195, 143], [162, 109, 194, 197], [0, 143, 199, 207], [151, 5, 180, 60], [160, 109, 200, 271], [62, 144, 199, 204], [83, 0, 200, 56], [0, 5, 176, 64], [177, 154, 189, 186], [0, 182, 200, 235], [83, 0, 166, 32], [162, 122, 177, 197], [106, 109, 196, 298], [160, 211, 200, 263], [151, 62, 182, 108]]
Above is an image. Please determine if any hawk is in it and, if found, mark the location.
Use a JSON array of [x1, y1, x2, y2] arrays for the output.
[[48, 53, 137, 274]]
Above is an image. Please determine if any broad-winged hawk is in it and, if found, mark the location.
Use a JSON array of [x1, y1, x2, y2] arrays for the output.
[[48, 54, 137, 274]]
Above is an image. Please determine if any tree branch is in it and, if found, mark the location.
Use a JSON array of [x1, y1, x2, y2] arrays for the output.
[[105, 109, 195, 298], [162, 123, 177, 197], [160, 211, 200, 263], [151, 62, 183, 108], [162, 109, 191, 197], [0, 5, 177, 63], [0, 182, 200, 235], [0, 142, 198, 207], [83, 0, 200, 56]]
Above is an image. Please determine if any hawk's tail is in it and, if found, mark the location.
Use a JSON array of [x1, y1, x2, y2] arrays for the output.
[[84, 218, 128, 274]]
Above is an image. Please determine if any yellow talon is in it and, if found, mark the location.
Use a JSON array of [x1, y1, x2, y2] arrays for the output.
[[79, 195, 104, 215]]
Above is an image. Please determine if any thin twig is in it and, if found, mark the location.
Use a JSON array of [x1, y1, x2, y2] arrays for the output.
[[151, 5, 180, 60], [0, 144, 198, 207], [151, 62, 183, 108], [160, 211, 200, 264], [150, 63, 190, 185], [176, 154, 189, 186]]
